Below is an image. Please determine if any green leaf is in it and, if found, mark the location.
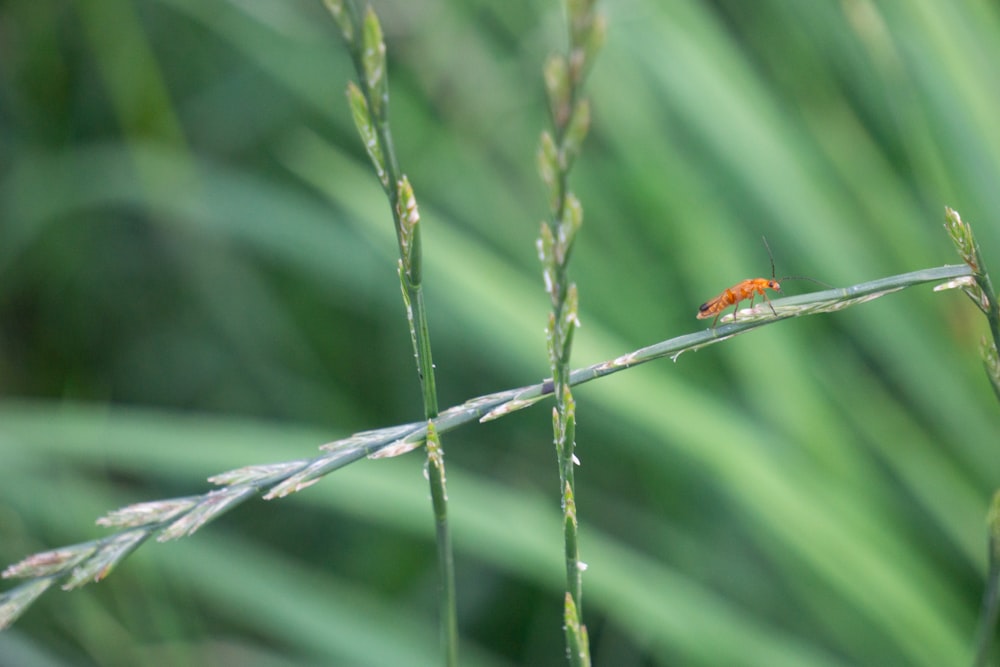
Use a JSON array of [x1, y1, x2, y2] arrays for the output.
[[538, 221, 557, 295], [0, 580, 55, 631], [544, 54, 572, 130], [981, 339, 1000, 402], [346, 81, 387, 186], [563, 592, 591, 667], [538, 130, 560, 209], [322, 0, 353, 43], [561, 99, 591, 174], [558, 192, 583, 262], [944, 206, 977, 272], [396, 175, 421, 281], [361, 6, 388, 119], [62, 530, 151, 589]]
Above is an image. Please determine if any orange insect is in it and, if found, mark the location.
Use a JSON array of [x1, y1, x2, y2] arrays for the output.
[[697, 237, 823, 327]]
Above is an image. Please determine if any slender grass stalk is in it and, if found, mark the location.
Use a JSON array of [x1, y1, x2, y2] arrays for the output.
[[0, 263, 973, 630], [425, 422, 457, 666], [943, 208, 1000, 395], [537, 2, 604, 663], [973, 491, 1000, 667], [324, 2, 455, 663], [943, 208, 1000, 666]]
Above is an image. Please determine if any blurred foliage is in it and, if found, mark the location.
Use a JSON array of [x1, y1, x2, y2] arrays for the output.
[[1, 0, 999, 665]]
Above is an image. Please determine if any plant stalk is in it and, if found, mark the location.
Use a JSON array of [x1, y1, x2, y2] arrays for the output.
[[326, 2, 455, 662]]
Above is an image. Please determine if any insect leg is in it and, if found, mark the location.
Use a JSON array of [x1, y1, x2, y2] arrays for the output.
[[761, 291, 778, 317]]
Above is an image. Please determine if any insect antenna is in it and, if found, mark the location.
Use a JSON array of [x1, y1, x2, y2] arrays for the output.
[[761, 236, 831, 287], [776, 275, 832, 288], [761, 235, 776, 280]]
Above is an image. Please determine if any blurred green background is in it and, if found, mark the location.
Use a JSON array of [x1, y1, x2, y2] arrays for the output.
[[2, 0, 999, 665]]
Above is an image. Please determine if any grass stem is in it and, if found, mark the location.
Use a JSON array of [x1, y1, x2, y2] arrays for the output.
[[1, 262, 971, 634]]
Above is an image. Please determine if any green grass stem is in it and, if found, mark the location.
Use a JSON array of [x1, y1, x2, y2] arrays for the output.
[[1, 262, 971, 631], [944, 208, 1000, 666], [325, 2, 454, 663], [538, 3, 604, 662]]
